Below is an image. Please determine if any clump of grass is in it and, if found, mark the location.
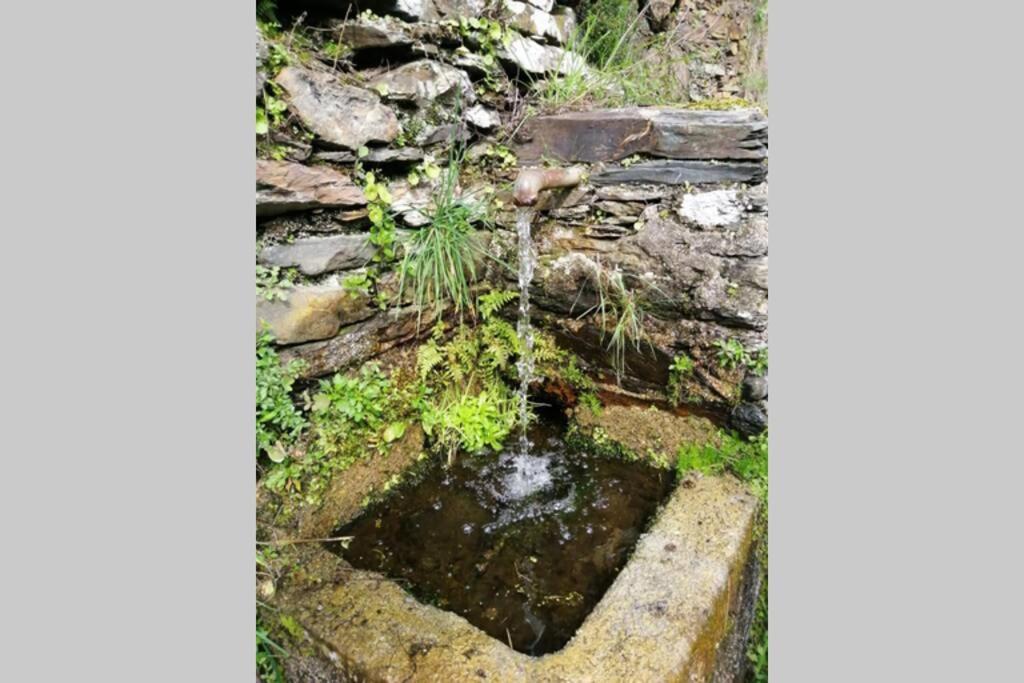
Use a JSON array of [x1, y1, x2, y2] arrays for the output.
[[398, 145, 490, 327], [573, 263, 650, 384], [535, 1, 689, 110]]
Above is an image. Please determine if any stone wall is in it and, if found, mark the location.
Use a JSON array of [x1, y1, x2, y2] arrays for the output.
[[257, 1, 768, 434]]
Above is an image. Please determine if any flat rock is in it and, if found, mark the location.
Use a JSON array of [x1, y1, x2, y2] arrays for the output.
[[331, 17, 412, 50], [367, 59, 475, 104], [256, 284, 374, 345], [592, 160, 766, 186], [374, 0, 488, 22], [280, 305, 439, 377], [500, 36, 587, 76], [256, 160, 366, 218], [259, 235, 377, 276], [275, 67, 399, 150], [595, 185, 669, 202], [504, 1, 571, 44], [514, 107, 767, 162], [313, 147, 424, 164], [465, 104, 501, 130]]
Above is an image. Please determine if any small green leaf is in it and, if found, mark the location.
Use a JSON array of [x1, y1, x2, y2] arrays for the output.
[[279, 614, 303, 638], [256, 108, 269, 135], [267, 442, 287, 463], [424, 164, 441, 180], [407, 171, 420, 186], [357, 146, 369, 158], [383, 421, 407, 443]]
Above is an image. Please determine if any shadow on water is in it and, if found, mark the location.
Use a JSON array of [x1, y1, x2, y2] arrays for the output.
[[330, 409, 675, 655]]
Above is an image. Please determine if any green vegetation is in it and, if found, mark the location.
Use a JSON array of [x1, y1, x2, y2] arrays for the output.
[[536, 1, 688, 111], [667, 353, 694, 406], [256, 330, 307, 463], [256, 616, 287, 683], [715, 338, 768, 377], [399, 148, 490, 326], [256, 264, 295, 302], [575, 265, 650, 384]]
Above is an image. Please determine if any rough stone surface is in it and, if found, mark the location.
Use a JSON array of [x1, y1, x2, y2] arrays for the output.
[[465, 104, 501, 130], [648, 0, 678, 30], [275, 67, 399, 150], [367, 59, 475, 105], [298, 426, 425, 538], [514, 107, 767, 162], [256, 160, 366, 218], [592, 159, 766, 186], [575, 403, 722, 465], [280, 305, 439, 378], [313, 147, 424, 164], [504, 1, 570, 44], [500, 36, 587, 76], [730, 402, 767, 437], [272, 473, 758, 682], [259, 234, 377, 276], [332, 17, 413, 50], [256, 284, 374, 345], [256, 29, 268, 97], [376, 0, 487, 21], [741, 375, 768, 401]]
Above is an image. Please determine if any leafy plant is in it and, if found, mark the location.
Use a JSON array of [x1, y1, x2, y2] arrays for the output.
[[256, 264, 294, 302], [715, 338, 768, 376], [256, 330, 307, 462], [667, 353, 694, 406], [477, 289, 518, 321], [422, 389, 516, 464], [715, 338, 748, 370], [311, 364, 391, 455]]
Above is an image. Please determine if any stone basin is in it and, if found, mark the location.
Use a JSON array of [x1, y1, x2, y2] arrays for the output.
[[271, 426, 760, 682]]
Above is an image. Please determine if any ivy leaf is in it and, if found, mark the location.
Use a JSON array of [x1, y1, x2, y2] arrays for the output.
[[407, 171, 420, 186], [424, 163, 441, 180], [357, 146, 369, 159], [376, 185, 392, 205]]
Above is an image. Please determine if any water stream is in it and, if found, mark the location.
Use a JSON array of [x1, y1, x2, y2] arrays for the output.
[[515, 207, 536, 452]]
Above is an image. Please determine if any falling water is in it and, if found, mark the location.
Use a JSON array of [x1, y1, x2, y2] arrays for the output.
[[515, 207, 536, 452]]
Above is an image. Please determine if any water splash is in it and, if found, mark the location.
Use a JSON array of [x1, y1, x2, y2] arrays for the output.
[[515, 207, 536, 452]]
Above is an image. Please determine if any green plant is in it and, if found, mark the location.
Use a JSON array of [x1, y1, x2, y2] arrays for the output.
[[477, 289, 518, 321], [256, 0, 278, 24], [399, 147, 489, 326], [714, 338, 768, 377], [715, 338, 748, 370], [574, 264, 650, 384], [256, 618, 287, 683], [256, 264, 294, 302], [311, 363, 391, 455], [667, 353, 694, 406], [256, 330, 307, 462], [535, 4, 688, 111], [422, 389, 516, 464]]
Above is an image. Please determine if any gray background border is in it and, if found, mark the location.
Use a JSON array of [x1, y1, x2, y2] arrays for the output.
[[3, 0, 1021, 680]]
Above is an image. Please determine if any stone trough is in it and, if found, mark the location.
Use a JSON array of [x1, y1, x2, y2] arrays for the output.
[[272, 449, 759, 682]]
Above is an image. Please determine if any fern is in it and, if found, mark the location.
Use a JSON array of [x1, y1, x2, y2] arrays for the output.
[[478, 289, 518, 321]]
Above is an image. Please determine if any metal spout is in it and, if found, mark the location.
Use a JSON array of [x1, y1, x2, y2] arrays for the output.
[[513, 166, 584, 206]]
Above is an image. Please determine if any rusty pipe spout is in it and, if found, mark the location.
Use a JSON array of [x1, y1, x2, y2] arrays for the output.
[[513, 166, 584, 206]]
